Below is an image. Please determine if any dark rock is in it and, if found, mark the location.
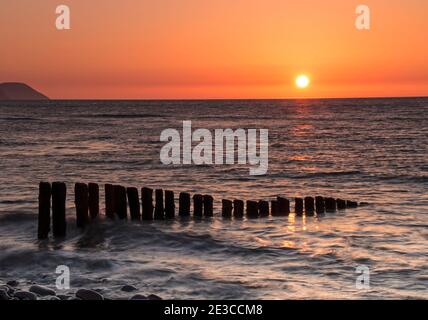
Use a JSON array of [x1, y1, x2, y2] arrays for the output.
[[50, 296, 61, 300], [0, 285, 13, 294], [14, 291, 38, 300], [6, 280, 19, 287], [76, 288, 104, 300], [129, 294, 147, 300], [0, 289, 11, 301], [121, 285, 138, 292], [57, 294, 72, 300], [147, 294, 162, 300], [29, 285, 56, 297]]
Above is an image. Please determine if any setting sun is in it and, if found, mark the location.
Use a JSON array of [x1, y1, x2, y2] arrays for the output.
[[296, 75, 310, 89]]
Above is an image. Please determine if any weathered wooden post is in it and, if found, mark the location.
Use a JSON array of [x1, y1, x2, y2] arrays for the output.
[[38, 182, 51, 239], [141, 187, 154, 220], [295, 198, 304, 216], [347, 200, 358, 208], [277, 197, 290, 216], [304, 197, 315, 216], [222, 200, 233, 218], [52, 182, 67, 237], [271, 200, 278, 216], [104, 184, 115, 219], [336, 199, 347, 210], [75, 183, 89, 228], [325, 197, 336, 212], [154, 189, 164, 220], [179, 192, 191, 217], [88, 183, 99, 219], [315, 196, 325, 214], [165, 190, 175, 219], [203, 195, 214, 217], [127, 187, 141, 220], [246, 200, 259, 218], [233, 200, 244, 218], [193, 194, 203, 217], [258, 200, 269, 217]]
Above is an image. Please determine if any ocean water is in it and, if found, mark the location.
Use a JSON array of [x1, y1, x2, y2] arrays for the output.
[[0, 98, 427, 299]]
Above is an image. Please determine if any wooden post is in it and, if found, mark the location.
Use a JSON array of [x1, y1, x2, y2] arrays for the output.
[[233, 200, 244, 218], [105, 184, 115, 219], [304, 197, 315, 216], [179, 192, 191, 217], [346, 200, 358, 208], [336, 199, 347, 210], [88, 183, 99, 219], [154, 189, 164, 220], [141, 187, 154, 220], [258, 201, 269, 217], [277, 197, 290, 216], [127, 187, 141, 220], [52, 182, 67, 237], [193, 194, 203, 217], [203, 195, 214, 217], [295, 198, 304, 216], [246, 200, 259, 218], [325, 197, 336, 212], [114, 185, 127, 220], [38, 182, 51, 239], [165, 190, 175, 219], [315, 196, 325, 214], [222, 200, 233, 218], [75, 183, 89, 228], [271, 200, 278, 216]]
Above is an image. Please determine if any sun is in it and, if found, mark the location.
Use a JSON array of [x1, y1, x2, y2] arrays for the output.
[[295, 75, 310, 89]]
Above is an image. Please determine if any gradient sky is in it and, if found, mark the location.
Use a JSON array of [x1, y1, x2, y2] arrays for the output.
[[1, 0, 427, 99]]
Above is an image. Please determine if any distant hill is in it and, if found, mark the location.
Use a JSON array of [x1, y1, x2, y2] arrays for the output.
[[0, 83, 49, 101]]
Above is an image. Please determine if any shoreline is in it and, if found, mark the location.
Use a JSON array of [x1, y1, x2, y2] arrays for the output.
[[0, 280, 162, 301]]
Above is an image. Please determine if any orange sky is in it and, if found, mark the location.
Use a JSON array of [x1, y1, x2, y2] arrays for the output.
[[1, 0, 427, 99]]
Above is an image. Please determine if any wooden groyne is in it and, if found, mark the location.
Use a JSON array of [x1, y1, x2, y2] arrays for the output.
[[37, 182, 362, 239]]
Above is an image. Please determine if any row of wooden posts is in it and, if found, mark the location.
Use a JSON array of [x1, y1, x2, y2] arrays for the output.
[[38, 182, 359, 239]]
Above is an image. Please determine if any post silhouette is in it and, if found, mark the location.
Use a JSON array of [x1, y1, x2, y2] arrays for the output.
[[304, 197, 315, 216], [165, 190, 175, 219], [179, 192, 191, 217], [154, 189, 164, 220], [222, 200, 233, 218], [75, 183, 89, 228], [325, 197, 337, 212], [246, 200, 259, 218], [52, 182, 67, 237], [203, 195, 214, 217], [233, 200, 244, 218], [114, 185, 127, 220], [258, 200, 269, 217], [193, 194, 203, 217], [105, 184, 115, 219], [337, 199, 347, 210], [141, 187, 154, 220], [271, 200, 278, 216], [315, 196, 325, 214], [38, 182, 51, 239], [88, 183, 99, 219], [127, 187, 141, 220], [347, 200, 358, 208], [277, 197, 290, 216], [295, 198, 304, 216]]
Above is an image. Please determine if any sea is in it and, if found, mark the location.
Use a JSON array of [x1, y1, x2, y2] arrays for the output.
[[0, 98, 427, 299]]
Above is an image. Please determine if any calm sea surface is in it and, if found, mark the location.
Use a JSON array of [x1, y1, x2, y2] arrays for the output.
[[0, 98, 427, 299]]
